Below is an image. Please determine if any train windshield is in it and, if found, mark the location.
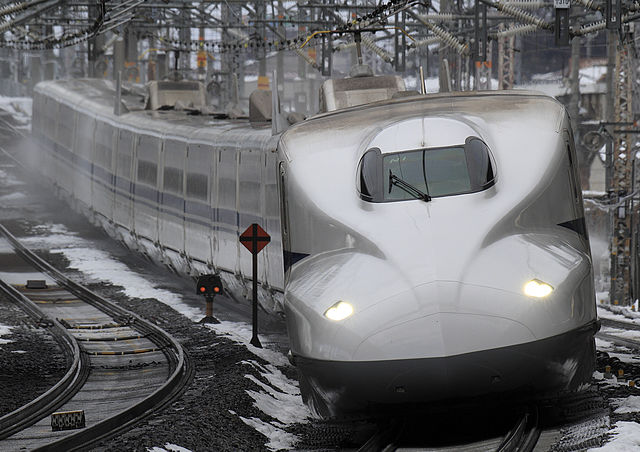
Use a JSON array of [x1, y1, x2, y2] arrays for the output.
[[359, 137, 495, 202]]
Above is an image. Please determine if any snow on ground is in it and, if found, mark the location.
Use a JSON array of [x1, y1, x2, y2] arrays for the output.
[[597, 305, 640, 325], [0, 168, 24, 187], [0, 323, 13, 345], [238, 415, 299, 451], [596, 337, 614, 350], [612, 395, 640, 414], [601, 327, 640, 342], [0, 191, 25, 201], [30, 222, 201, 321], [146, 444, 192, 452], [206, 321, 289, 366], [606, 352, 640, 364], [51, 246, 202, 321], [242, 360, 310, 424], [588, 421, 640, 452], [0, 96, 32, 125], [205, 323, 311, 450]]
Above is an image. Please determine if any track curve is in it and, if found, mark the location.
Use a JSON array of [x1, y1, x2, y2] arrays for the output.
[[0, 222, 194, 451]]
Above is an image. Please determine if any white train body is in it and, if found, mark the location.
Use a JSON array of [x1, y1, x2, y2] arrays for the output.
[[278, 90, 598, 416], [31, 79, 283, 310], [31, 79, 598, 418]]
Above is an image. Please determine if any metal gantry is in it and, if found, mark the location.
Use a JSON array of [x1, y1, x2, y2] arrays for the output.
[[609, 34, 640, 306]]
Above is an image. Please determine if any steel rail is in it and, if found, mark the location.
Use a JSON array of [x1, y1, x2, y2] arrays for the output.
[[0, 223, 194, 451], [496, 406, 540, 452], [0, 280, 90, 440], [597, 331, 640, 351], [600, 316, 640, 331]]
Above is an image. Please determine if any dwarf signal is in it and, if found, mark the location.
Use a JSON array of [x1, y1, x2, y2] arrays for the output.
[[196, 274, 223, 323]]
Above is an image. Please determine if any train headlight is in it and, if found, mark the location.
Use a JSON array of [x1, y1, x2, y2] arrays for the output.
[[523, 279, 553, 298], [324, 301, 354, 321]]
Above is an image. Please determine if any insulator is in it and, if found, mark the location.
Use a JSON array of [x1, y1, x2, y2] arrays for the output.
[[362, 36, 393, 63], [574, 20, 607, 35], [503, 0, 544, 9], [491, 24, 539, 39], [294, 48, 318, 68], [0, 2, 27, 18], [410, 36, 440, 49], [496, 1, 551, 30], [427, 22, 468, 55], [0, 21, 13, 34], [335, 41, 356, 51], [418, 13, 456, 22], [572, 0, 598, 10]]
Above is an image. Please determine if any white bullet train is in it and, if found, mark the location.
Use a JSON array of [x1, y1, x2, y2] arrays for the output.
[[278, 87, 598, 416], [29, 75, 597, 418]]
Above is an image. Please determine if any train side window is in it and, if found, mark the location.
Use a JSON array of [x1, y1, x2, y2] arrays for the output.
[[186, 172, 208, 201], [137, 160, 157, 186], [163, 167, 183, 194]]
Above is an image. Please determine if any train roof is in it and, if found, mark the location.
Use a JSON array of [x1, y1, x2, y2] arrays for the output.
[[280, 89, 565, 161], [35, 78, 276, 147]]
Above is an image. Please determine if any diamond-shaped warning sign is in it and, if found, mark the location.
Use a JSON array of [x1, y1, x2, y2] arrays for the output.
[[240, 223, 271, 255]]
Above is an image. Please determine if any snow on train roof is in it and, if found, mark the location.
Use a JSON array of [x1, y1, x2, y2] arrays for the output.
[[35, 78, 276, 147]]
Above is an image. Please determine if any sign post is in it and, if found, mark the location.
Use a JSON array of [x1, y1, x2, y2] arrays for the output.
[[240, 223, 271, 348]]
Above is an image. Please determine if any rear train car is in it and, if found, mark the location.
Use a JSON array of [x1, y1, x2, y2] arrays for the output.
[[30, 79, 284, 311]]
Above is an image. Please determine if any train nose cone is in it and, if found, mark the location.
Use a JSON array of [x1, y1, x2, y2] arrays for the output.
[[352, 282, 537, 361]]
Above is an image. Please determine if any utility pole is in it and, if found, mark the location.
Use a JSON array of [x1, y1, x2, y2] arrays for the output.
[[497, 24, 515, 90], [609, 37, 636, 306]]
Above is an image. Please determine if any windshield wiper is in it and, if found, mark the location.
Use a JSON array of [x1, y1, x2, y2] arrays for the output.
[[388, 170, 431, 202]]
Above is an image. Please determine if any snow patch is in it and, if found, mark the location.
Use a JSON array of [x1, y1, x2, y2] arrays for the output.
[[146, 444, 193, 452], [238, 416, 298, 451], [0, 192, 25, 201], [612, 395, 640, 414], [0, 323, 13, 345], [50, 247, 202, 322], [588, 421, 640, 451], [243, 360, 310, 425], [206, 321, 289, 366]]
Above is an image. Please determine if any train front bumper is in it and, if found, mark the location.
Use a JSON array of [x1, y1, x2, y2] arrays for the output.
[[294, 320, 598, 417]]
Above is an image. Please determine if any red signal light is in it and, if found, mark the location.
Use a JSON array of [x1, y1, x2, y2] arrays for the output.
[[199, 286, 206, 293], [214, 286, 220, 293]]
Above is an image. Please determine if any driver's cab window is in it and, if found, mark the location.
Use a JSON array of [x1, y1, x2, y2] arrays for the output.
[[358, 137, 496, 202]]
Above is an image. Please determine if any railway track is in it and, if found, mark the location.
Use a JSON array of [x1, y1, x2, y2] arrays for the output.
[[0, 223, 193, 451], [597, 317, 640, 351]]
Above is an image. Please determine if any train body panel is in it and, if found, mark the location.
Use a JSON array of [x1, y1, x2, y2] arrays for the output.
[[31, 79, 283, 310], [278, 91, 597, 415]]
